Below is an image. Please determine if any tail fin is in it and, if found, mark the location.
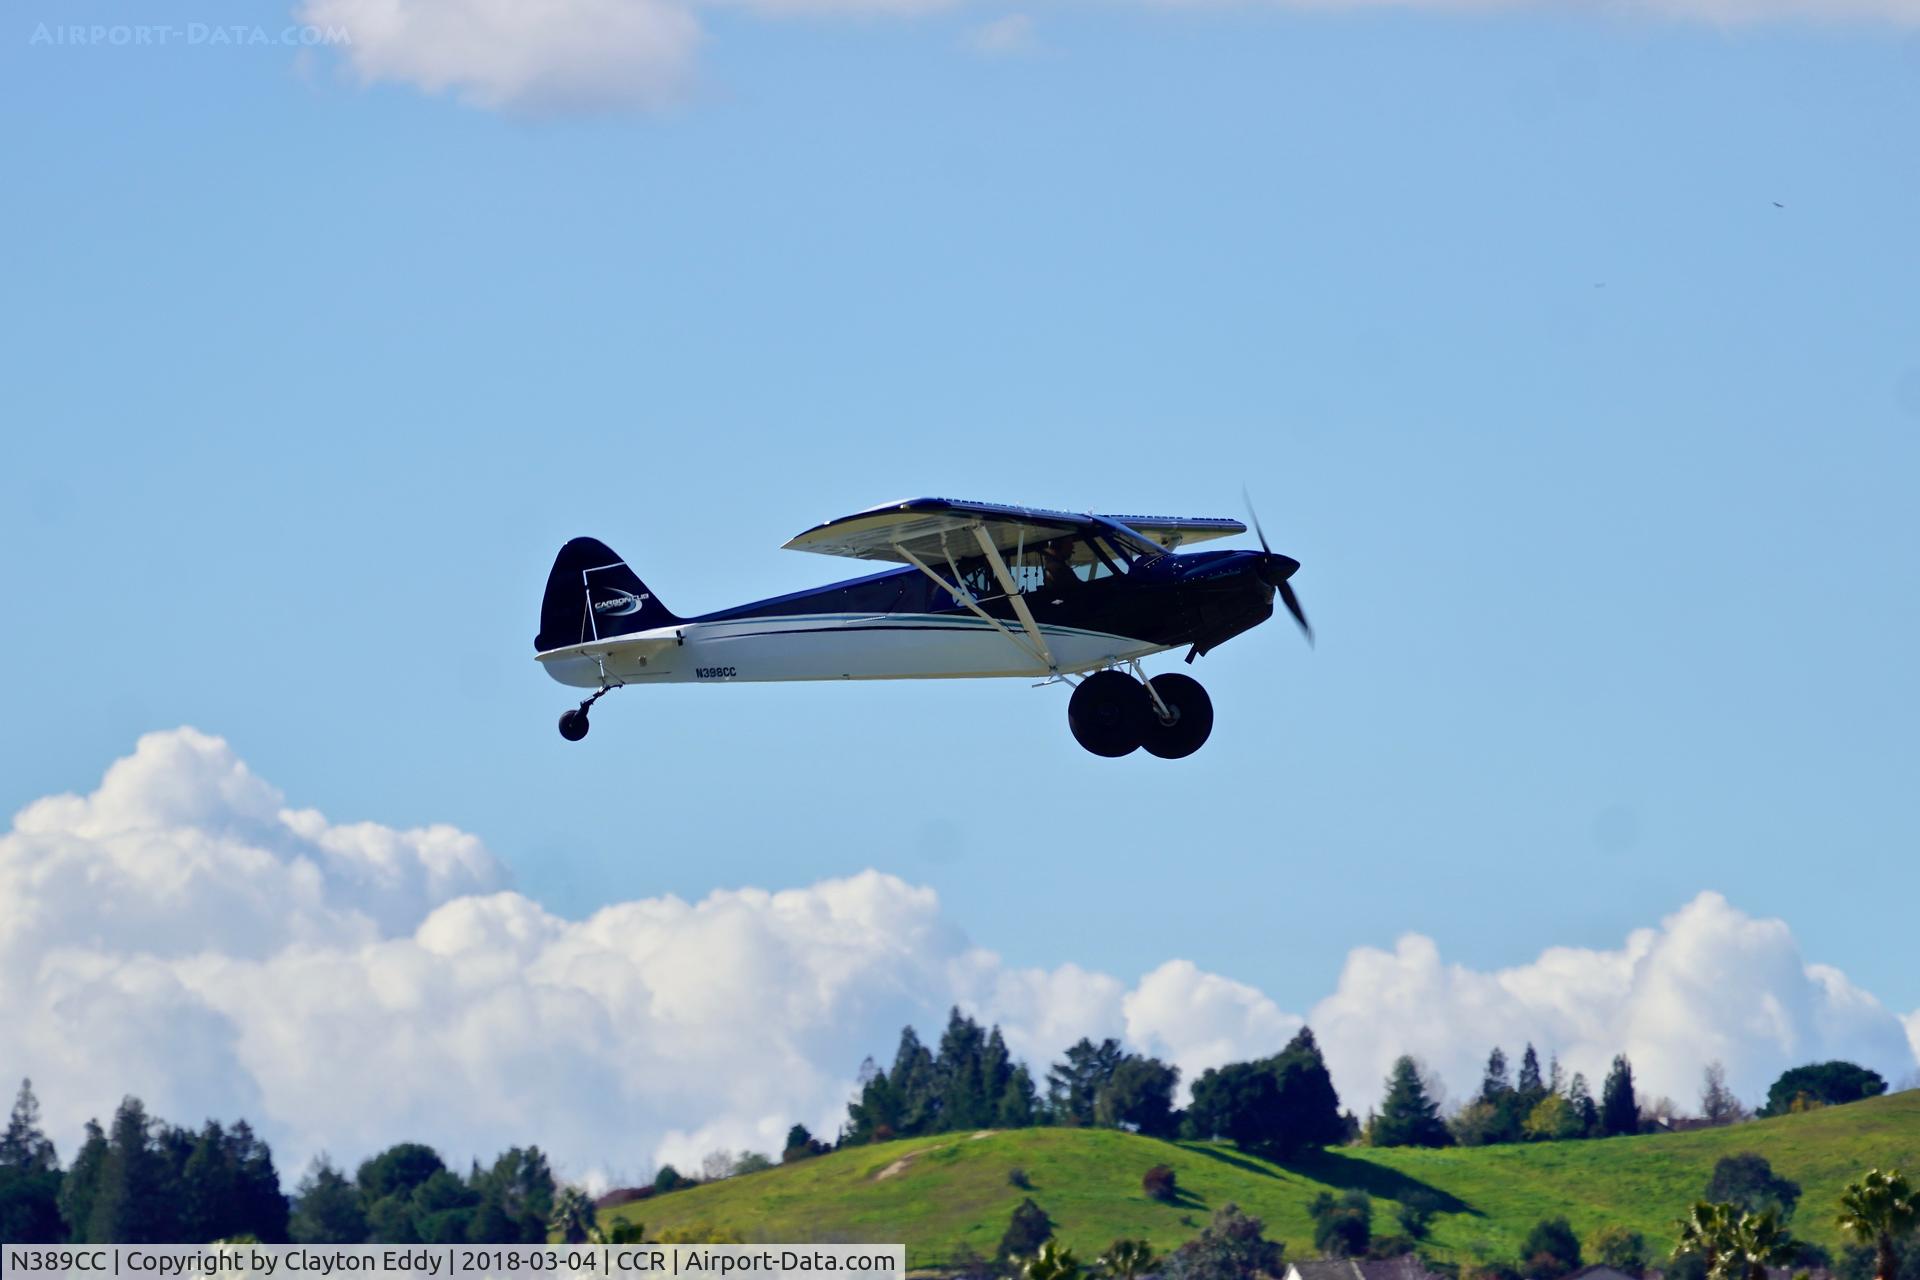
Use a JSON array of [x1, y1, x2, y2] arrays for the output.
[[535, 537, 683, 652]]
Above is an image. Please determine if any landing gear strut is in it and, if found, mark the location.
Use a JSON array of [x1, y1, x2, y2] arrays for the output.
[[1066, 667, 1213, 758], [557, 682, 618, 742]]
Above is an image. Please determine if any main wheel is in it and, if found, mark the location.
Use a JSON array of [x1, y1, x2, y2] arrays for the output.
[[558, 709, 591, 741], [1068, 670, 1150, 757], [1141, 673, 1214, 759]]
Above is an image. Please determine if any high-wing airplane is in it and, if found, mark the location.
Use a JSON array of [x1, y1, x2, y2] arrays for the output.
[[534, 497, 1311, 758]]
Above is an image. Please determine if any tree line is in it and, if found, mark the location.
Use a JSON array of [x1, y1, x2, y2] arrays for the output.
[[0, 1080, 556, 1245]]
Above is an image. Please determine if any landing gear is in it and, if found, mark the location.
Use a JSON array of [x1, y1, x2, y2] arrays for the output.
[[1068, 670, 1152, 757], [1141, 673, 1213, 759], [1064, 667, 1213, 758], [557, 681, 619, 742]]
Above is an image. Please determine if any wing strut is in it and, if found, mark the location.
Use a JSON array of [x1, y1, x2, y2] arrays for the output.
[[894, 541, 1055, 674], [972, 524, 1057, 674]]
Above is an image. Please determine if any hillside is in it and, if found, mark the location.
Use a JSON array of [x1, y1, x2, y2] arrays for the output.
[[603, 1091, 1920, 1268]]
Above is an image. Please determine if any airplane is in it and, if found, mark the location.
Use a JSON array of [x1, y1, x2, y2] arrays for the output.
[[533, 497, 1311, 758]]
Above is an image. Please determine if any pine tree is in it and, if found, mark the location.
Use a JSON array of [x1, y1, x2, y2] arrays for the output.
[[1047, 1039, 1123, 1127], [846, 1059, 900, 1142], [996, 1065, 1039, 1128], [1372, 1057, 1452, 1148], [935, 1009, 990, 1130], [1, 1080, 58, 1172], [890, 1027, 939, 1135], [1600, 1055, 1639, 1137], [58, 1120, 109, 1241], [0, 1079, 63, 1242], [88, 1097, 180, 1242], [1271, 1029, 1346, 1154], [1517, 1046, 1546, 1104], [1479, 1048, 1512, 1106], [1568, 1073, 1599, 1136]]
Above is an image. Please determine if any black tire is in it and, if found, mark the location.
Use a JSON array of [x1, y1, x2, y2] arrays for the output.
[[1142, 673, 1213, 759], [1068, 670, 1150, 757], [558, 709, 591, 741]]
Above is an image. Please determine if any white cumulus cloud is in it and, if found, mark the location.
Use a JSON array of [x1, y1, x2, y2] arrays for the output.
[[4, 729, 1915, 1188], [1307, 894, 1917, 1115]]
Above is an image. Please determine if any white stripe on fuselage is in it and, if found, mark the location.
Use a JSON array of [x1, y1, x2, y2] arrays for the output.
[[536, 612, 1167, 688]]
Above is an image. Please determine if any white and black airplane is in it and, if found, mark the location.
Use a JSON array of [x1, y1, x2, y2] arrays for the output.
[[534, 497, 1311, 758]]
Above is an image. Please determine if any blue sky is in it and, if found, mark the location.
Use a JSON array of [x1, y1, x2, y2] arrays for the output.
[[4, 0, 1918, 1083]]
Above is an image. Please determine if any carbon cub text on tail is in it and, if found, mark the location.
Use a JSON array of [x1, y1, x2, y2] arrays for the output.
[[535, 537, 682, 652]]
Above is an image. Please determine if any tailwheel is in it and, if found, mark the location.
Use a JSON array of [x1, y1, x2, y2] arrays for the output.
[[1068, 670, 1150, 757], [558, 708, 591, 741], [1141, 673, 1213, 759]]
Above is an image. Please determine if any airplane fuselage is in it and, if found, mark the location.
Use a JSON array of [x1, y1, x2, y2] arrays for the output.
[[537, 548, 1278, 689]]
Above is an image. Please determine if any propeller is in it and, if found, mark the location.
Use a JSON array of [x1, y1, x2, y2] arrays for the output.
[[1243, 488, 1313, 645]]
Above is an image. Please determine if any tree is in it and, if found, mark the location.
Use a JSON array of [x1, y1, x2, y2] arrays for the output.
[[1588, 1225, 1649, 1277], [1517, 1046, 1547, 1109], [58, 1121, 108, 1244], [1674, 1202, 1798, 1280], [998, 1066, 1040, 1129], [1142, 1166, 1177, 1203], [1270, 1029, 1347, 1154], [1098, 1240, 1156, 1280], [1601, 1056, 1639, 1137], [471, 1147, 555, 1243], [1568, 1073, 1599, 1137], [890, 1027, 939, 1134], [1520, 1217, 1582, 1280], [653, 1165, 687, 1194], [1706, 1153, 1801, 1222], [1395, 1191, 1442, 1241], [358, 1144, 447, 1201], [1187, 1063, 1283, 1151], [1761, 1063, 1888, 1118], [1048, 1039, 1125, 1127], [86, 1097, 179, 1242], [1019, 1240, 1081, 1280], [549, 1187, 596, 1245], [1162, 1203, 1283, 1280], [783, 1125, 827, 1163], [1372, 1057, 1451, 1148], [291, 1159, 369, 1243], [1095, 1058, 1180, 1139], [1524, 1095, 1586, 1142], [1479, 1048, 1513, 1105], [1307, 1190, 1372, 1258], [1837, 1169, 1919, 1280], [0, 1081, 57, 1173], [1700, 1063, 1751, 1127], [999, 1198, 1054, 1261], [0, 1080, 62, 1244]]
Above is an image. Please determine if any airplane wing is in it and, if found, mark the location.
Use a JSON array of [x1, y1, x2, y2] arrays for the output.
[[781, 497, 1245, 563]]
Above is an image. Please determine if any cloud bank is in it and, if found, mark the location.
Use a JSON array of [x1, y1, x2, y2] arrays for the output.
[[4, 729, 1914, 1185], [295, 0, 1920, 113]]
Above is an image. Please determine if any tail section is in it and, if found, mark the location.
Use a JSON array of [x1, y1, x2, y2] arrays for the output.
[[535, 537, 683, 652]]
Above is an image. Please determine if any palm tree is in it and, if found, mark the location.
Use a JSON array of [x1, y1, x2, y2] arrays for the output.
[[1674, 1202, 1797, 1280], [1725, 1209, 1797, 1280], [1837, 1169, 1920, 1280], [1674, 1201, 1740, 1278], [549, 1186, 597, 1244], [1098, 1239, 1155, 1280], [1020, 1241, 1083, 1280]]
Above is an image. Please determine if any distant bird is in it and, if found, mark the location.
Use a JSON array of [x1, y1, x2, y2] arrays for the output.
[[1773, 201, 1785, 208]]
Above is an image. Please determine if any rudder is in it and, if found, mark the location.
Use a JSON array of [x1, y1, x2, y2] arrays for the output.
[[535, 537, 682, 652]]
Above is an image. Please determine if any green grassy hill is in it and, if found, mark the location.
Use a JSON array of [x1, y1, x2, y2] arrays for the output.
[[605, 1091, 1920, 1268]]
